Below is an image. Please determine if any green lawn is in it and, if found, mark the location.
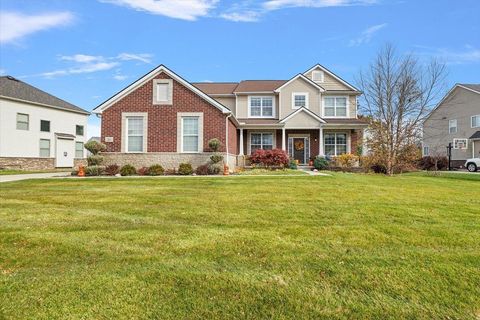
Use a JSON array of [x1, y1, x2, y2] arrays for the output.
[[0, 169, 67, 175], [1, 173, 479, 319]]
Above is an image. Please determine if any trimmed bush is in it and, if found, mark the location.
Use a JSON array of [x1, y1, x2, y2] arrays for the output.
[[207, 163, 222, 175], [105, 164, 120, 176], [210, 153, 224, 164], [148, 164, 164, 176], [289, 160, 297, 170], [84, 140, 106, 155], [250, 149, 289, 168], [87, 155, 104, 166], [178, 163, 193, 175], [208, 138, 222, 152], [418, 156, 448, 171], [195, 164, 209, 175], [137, 167, 149, 176], [120, 164, 136, 176], [85, 165, 104, 176], [335, 154, 358, 170], [313, 156, 329, 170]]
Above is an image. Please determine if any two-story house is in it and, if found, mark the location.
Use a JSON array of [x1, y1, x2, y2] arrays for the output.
[[93, 64, 367, 169], [423, 84, 480, 167], [0, 76, 90, 170]]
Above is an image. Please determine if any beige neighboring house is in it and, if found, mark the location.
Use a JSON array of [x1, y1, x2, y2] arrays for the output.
[[422, 84, 480, 167]]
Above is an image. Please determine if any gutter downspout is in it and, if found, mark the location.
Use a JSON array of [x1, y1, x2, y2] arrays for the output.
[[225, 113, 232, 171]]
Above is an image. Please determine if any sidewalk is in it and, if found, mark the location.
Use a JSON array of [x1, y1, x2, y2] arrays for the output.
[[0, 172, 71, 183]]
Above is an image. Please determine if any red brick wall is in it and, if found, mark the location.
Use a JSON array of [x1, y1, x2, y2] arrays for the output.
[[350, 129, 363, 155], [101, 72, 231, 152]]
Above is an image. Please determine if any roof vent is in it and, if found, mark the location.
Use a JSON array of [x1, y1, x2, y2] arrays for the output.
[[6, 76, 19, 81]]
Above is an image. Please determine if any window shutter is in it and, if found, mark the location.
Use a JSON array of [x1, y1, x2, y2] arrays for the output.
[[305, 138, 310, 162], [288, 137, 293, 157]]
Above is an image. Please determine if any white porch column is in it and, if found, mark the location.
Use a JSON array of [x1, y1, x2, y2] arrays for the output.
[[239, 128, 244, 156], [319, 126, 324, 156], [282, 128, 286, 151]]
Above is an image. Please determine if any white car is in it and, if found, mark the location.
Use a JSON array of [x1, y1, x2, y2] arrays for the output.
[[465, 158, 480, 172]]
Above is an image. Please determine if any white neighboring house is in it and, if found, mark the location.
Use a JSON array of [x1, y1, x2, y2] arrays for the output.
[[0, 76, 90, 169]]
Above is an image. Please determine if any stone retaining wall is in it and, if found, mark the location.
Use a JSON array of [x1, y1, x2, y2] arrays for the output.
[[0, 157, 55, 170]]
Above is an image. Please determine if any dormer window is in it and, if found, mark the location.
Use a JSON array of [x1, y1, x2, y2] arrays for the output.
[[312, 70, 324, 82], [153, 79, 173, 105], [292, 92, 309, 109]]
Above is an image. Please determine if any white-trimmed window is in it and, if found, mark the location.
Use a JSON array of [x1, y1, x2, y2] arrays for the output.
[[453, 138, 468, 150], [250, 133, 273, 154], [324, 97, 347, 117], [449, 119, 457, 134], [182, 116, 200, 153], [127, 116, 144, 152], [16, 113, 29, 130], [153, 79, 173, 104], [75, 142, 84, 158], [39, 139, 50, 157], [292, 92, 308, 109], [423, 146, 429, 156], [249, 96, 274, 118], [472, 115, 480, 128], [312, 70, 324, 82], [324, 133, 347, 156]]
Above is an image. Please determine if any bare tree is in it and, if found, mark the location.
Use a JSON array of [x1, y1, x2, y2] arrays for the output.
[[357, 44, 447, 175]]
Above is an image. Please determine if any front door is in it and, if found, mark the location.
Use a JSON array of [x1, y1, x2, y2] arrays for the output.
[[293, 138, 305, 164], [56, 138, 75, 167]]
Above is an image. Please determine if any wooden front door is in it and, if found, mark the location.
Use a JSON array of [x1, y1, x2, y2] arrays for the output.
[[293, 138, 305, 163]]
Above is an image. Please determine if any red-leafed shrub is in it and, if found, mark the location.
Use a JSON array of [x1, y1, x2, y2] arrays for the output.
[[250, 149, 289, 168], [137, 167, 149, 176], [105, 164, 120, 176]]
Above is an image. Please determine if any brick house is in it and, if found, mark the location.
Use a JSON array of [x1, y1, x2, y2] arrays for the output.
[[93, 64, 367, 169]]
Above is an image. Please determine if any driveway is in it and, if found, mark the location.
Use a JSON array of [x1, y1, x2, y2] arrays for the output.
[[0, 172, 71, 183]]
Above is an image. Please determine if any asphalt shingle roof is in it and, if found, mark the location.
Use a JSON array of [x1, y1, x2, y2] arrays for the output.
[[459, 84, 480, 93], [0, 76, 89, 114]]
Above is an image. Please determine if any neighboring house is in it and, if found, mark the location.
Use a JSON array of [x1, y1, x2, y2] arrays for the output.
[[423, 84, 480, 167], [0, 76, 90, 170], [93, 64, 367, 169]]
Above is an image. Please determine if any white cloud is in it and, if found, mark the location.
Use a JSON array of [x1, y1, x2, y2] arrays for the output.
[[220, 11, 261, 22], [113, 74, 128, 80], [416, 45, 480, 65], [117, 53, 153, 64], [349, 23, 387, 47], [263, 0, 378, 10], [60, 54, 103, 63], [100, 0, 218, 20], [0, 11, 74, 44]]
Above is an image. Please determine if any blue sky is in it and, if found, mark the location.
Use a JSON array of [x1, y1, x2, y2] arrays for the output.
[[1, 0, 479, 137]]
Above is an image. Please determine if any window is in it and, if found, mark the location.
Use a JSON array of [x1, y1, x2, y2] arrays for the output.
[[39, 139, 50, 157], [312, 70, 324, 82], [16, 113, 29, 130], [75, 142, 84, 158], [324, 97, 347, 117], [153, 79, 172, 104], [292, 93, 308, 109], [40, 120, 50, 132], [250, 133, 273, 154], [472, 115, 480, 128], [76, 125, 84, 136], [157, 83, 169, 101], [449, 119, 457, 134], [423, 146, 429, 156], [127, 117, 144, 152], [324, 133, 347, 156], [182, 116, 199, 152], [249, 96, 274, 118], [453, 138, 468, 150]]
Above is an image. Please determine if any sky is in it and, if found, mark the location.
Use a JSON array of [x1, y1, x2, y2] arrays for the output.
[[1, 0, 479, 138]]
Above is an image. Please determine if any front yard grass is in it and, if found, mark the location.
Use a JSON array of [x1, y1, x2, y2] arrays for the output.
[[0, 169, 67, 175], [0, 173, 479, 319]]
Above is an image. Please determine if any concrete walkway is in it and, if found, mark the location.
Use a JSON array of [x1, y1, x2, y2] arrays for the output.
[[0, 172, 71, 183]]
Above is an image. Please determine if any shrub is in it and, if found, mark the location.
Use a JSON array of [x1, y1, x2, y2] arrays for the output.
[[85, 165, 104, 176], [361, 155, 387, 174], [71, 170, 78, 176], [84, 140, 106, 155], [335, 154, 358, 170], [210, 153, 224, 164], [207, 162, 222, 175], [208, 138, 222, 152], [105, 164, 120, 176], [148, 164, 164, 176], [178, 163, 193, 175], [250, 149, 289, 168], [137, 167, 149, 176], [87, 155, 104, 166], [165, 168, 177, 175], [418, 156, 448, 171], [313, 156, 329, 170], [289, 159, 297, 169], [120, 164, 136, 176], [195, 164, 210, 175]]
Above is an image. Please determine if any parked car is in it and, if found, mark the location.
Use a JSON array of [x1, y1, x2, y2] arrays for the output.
[[465, 158, 480, 172]]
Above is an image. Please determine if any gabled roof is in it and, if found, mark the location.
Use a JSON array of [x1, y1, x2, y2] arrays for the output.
[[280, 107, 326, 124], [192, 82, 238, 95], [274, 74, 325, 92], [93, 65, 232, 114], [0, 76, 89, 115], [303, 64, 361, 92], [234, 80, 287, 93], [425, 83, 480, 121], [469, 131, 480, 140], [458, 84, 480, 95]]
